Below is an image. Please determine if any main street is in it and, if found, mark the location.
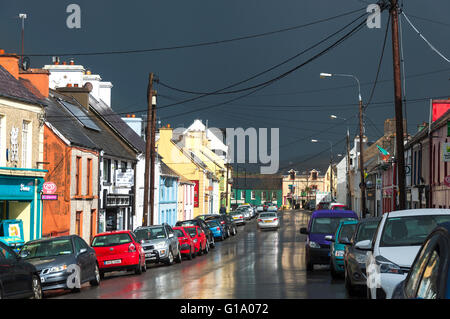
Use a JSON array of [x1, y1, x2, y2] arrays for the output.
[[47, 210, 355, 299]]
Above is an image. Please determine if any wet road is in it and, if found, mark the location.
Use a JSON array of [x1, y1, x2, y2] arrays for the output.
[[48, 210, 354, 299]]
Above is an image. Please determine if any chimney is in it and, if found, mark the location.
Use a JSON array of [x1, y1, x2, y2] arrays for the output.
[[19, 68, 50, 98], [0, 50, 20, 79], [56, 83, 92, 109], [159, 125, 173, 142]]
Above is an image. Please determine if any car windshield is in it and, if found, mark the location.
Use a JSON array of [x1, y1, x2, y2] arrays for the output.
[[380, 215, 450, 247], [177, 220, 199, 227], [259, 213, 277, 218], [134, 227, 167, 241], [92, 233, 132, 247], [355, 220, 379, 242], [332, 206, 348, 210], [184, 227, 197, 237], [174, 229, 185, 238], [207, 220, 220, 227], [21, 238, 73, 259], [310, 217, 355, 234], [338, 224, 357, 242]]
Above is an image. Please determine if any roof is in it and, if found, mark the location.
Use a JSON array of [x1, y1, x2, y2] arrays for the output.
[[160, 161, 180, 178], [386, 208, 450, 218], [49, 90, 137, 161], [232, 177, 282, 190], [0, 65, 46, 106], [311, 210, 358, 218], [89, 95, 146, 153]]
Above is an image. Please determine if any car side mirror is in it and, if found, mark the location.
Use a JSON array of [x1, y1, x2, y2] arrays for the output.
[[169, 233, 174, 238], [79, 248, 88, 255], [325, 235, 335, 242], [354, 239, 372, 251], [300, 227, 308, 235], [19, 250, 30, 259]]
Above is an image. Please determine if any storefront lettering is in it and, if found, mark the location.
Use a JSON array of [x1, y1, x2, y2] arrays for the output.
[[20, 184, 31, 192]]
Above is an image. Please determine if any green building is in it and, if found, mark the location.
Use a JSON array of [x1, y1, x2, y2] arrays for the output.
[[231, 177, 282, 209]]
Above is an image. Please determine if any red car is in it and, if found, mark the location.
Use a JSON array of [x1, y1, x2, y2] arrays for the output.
[[91, 230, 146, 278], [173, 227, 196, 260], [182, 226, 209, 256]]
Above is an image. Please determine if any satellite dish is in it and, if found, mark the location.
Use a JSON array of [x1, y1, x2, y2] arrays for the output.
[[21, 56, 31, 71]]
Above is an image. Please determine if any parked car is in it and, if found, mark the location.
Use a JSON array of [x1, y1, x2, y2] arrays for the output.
[[364, 209, 450, 299], [263, 201, 273, 212], [257, 212, 280, 230], [268, 204, 278, 212], [343, 217, 381, 296], [230, 211, 246, 226], [202, 214, 237, 237], [327, 219, 358, 279], [393, 222, 450, 299], [91, 231, 146, 278], [316, 202, 331, 210], [0, 241, 42, 299], [300, 210, 358, 271], [330, 203, 349, 211], [256, 205, 264, 212], [176, 219, 215, 248], [173, 227, 196, 260], [238, 206, 253, 220], [134, 224, 182, 265], [182, 226, 209, 255], [19, 235, 100, 292], [206, 219, 226, 241]]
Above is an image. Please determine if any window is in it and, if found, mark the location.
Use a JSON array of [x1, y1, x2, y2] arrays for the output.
[[87, 158, 92, 196], [74, 236, 88, 253], [90, 209, 96, 243], [311, 171, 318, 180], [0, 115, 4, 165], [0, 243, 16, 261], [240, 191, 245, 200], [272, 192, 277, 200], [76, 211, 83, 236], [21, 120, 31, 168], [251, 191, 255, 200], [416, 250, 440, 299], [261, 191, 266, 201], [76, 156, 82, 195], [103, 159, 111, 182], [231, 192, 235, 200]]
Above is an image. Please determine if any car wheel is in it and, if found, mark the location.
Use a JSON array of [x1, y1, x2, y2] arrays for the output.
[[330, 260, 339, 279], [344, 268, 356, 297], [135, 257, 143, 275], [100, 271, 105, 280], [306, 257, 313, 271], [227, 228, 230, 238], [204, 242, 209, 254], [166, 250, 174, 265], [31, 275, 43, 299], [210, 236, 215, 248], [142, 259, 147, 272], [90, 264, 101, 286], [175, 249, 182, 263]]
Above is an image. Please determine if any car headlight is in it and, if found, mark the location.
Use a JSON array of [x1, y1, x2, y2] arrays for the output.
[[355, 253, 368, 264], [193, 239, 198, 243], [309, 241, 320, 249], [335, 250, 344, 257], [49, 265, 68, 274], [155, 242, 167, 249], [375, 255, 403, 274]]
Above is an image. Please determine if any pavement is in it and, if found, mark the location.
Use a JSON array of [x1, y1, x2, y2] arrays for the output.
[[46, 209, 361, 299]]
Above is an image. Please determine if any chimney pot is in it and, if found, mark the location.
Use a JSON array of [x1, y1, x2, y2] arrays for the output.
[[69, 59, 75, 65], [62, 61, 67, 65], [67, 83, 72, 87], [0, 49, 4, 55]]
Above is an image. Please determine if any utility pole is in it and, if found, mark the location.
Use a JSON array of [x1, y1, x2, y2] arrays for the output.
[[346, 128, 351, 209], [390, 0, 406, 210], [359, 98, 367, 217], [143, 73, 155, 226]]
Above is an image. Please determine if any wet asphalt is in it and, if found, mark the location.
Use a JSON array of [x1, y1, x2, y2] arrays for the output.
[[47, 210, 359, 299]]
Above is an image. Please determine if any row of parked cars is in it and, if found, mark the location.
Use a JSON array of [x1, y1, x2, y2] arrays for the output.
[[300, 207, 450, 299], [0, 212, 245, 299]]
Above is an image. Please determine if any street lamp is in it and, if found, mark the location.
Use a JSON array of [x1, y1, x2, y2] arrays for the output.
[[320, 72, 366, 217], [311, 139, 334, 200]]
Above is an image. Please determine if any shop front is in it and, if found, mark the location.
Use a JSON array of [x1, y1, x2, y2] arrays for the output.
[[0, 172, 45, 243], [99, 193, 133, 232]]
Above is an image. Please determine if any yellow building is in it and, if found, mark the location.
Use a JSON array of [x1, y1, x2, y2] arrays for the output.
[[282, 169, 326, 209], [157, 127, 213, 216]]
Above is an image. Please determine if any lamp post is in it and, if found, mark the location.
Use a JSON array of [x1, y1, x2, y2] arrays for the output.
[[311, 139, 334, 201], [320, 72, 366, 217]]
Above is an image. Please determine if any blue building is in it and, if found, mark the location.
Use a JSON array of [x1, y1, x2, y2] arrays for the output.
[[158, 162, 179, 226]]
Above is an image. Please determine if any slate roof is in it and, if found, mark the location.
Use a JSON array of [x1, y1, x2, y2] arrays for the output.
[[89, 95, 146, 154], [0, 65, 46, 106], [48, 90, 137, 161], [160, 161, 180, 178], [232, 177, 282, 190]]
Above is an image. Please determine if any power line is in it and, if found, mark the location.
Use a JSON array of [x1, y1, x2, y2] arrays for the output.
[[22, 7, 365, 57]]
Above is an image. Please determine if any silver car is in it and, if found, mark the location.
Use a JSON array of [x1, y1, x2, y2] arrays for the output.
[[257, 212, 280, 230], [134, 224, 182, 265]]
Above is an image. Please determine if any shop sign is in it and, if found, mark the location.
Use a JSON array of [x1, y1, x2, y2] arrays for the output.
[[115, 169, 134, 187], [444, 175, 450, 188], [443, 143, 450, 162], [42, 194, 58, 200], [20, 184, 31, 192], [191, 180, 199, 207], [43, 181, 57, 194]]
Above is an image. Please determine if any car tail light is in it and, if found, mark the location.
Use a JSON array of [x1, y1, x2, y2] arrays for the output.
[[216, 227, 220, 231], [273, 218, 278, 221], [258, 219, 262, 222], [128, 243, 136, 252], [220, 221, 225, 224]]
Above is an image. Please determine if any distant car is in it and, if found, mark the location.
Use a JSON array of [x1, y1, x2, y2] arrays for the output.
[[365, 209, 450, 299], [343, 217, 381, 296], [316, 202, 331, 210], [330, 203, 349, 211], [0, 241, 42, 299], [268, 204, 278, 212], [197, 214, 234, 238], [20, 235, 100, 292], [240, 207, 253, 220], [182, 226, 209, 256], [134, 224, 182, 265], [257, 205, 264, 212], [393, 222, 450, 299], [206, 219, 226, 241], [327, 219, 358, 279], [300, 210, 358, 271], [173, 227, 196, 260], [91, 231, 146, 278], [230, 211, 245, 226], [176, 219, 215, 248], [257, 212, 280, 230]]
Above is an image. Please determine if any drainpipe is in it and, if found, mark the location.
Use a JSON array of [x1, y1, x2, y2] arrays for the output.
[[428, 99, 433, 208]]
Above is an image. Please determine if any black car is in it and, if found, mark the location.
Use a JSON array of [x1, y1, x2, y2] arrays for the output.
[[393, 222, 450, 299], [175, 219, 216, 248], [19, 235, 100, 293], [343, 217, 381, 296], [0, 241, 42, 299], [197, 214, 237, 238]]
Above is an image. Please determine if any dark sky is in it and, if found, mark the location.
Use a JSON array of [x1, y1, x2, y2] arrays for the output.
[[1, 0, 450, 175]]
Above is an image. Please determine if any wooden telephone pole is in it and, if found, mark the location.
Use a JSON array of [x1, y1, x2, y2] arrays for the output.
[[390, 0, 407, 210], [143, 73, 156, 226]]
